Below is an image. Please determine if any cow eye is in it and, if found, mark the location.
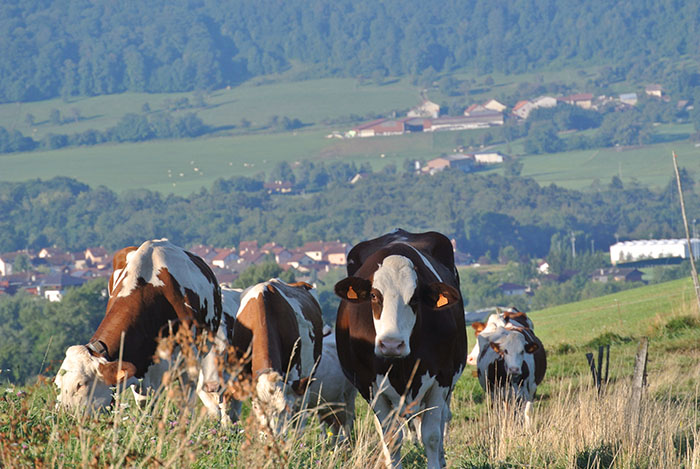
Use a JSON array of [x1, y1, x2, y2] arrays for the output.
[[370, 292, 378, 302]]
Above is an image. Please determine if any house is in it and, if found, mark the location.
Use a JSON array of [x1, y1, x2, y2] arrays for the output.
[[532, 96, 558, 109], [284, 252, 316, 270], [512, 100, 535, 119], [473, 152, 505, 164], [0, 252, 22, 277], [559, 93, 594, 109], [619, 93, 638, 106], [427, 114, 503, 132], [483, 99, 507, 112], [274, 249, 295, 266], [264, 181, 294, 194], [85, 247, 110, 268], [301, 242, 325, 262], [422, 154, 474, 175], [404, 118, 431, 133], [37, 272, 87, 302], [238, 241, 259, 255], [323, 242, 350, 265], [591, 268, 644, 283], [464, 104, 488, 116], [212, 249, 238, 269], [645, 84, 663, 98], [498, 282, 529, 296], [407, 100, 441, 119], [348, 118, 406, 137]]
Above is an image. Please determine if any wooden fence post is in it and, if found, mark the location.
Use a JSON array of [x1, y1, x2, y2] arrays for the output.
[[585, 345, 610, 394], [627, 337, 649, 433]]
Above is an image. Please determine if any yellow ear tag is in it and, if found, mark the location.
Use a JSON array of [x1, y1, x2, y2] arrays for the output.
[[347, 286, 358, 300], [436, 294, 448, 308], [117, 369, 127, 382]]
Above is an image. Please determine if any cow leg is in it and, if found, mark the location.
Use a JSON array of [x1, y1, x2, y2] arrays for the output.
[[523, 400, 532, 427], [421, 386, 449, 469], [372, 395, 403, 469]]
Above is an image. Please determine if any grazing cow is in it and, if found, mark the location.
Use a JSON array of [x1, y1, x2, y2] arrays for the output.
[[306, 326, 357, 443], [195, 286, 243, 425], [230, 278, 324, 434], [55, 239, 223, 418], [475, 321, 546, 425], [334, 229, 467, 469], [467, 307, 534, 366]]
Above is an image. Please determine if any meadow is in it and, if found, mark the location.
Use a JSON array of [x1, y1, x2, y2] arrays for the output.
[[3, 70, 698, 196], [1, 277, 698, 468]]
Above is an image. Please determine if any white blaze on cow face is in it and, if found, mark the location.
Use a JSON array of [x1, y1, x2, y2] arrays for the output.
[[54, 345, 113, 413], [372, 255, 418, 358], [488, 328, 530, 376]]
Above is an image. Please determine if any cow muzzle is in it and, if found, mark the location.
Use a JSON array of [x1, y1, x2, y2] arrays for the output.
[[376, 338, 408, 358]]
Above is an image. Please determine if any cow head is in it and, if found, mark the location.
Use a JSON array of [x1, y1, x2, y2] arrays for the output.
[[54, 345, 136, 413], [487, 329, 539, 377], [335, 255, 460, 358]]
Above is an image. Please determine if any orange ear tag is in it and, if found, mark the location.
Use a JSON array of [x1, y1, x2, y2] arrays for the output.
[[436, 294, 448, 307], [117, 369, 127, 382], [347, 286, 358, 300]]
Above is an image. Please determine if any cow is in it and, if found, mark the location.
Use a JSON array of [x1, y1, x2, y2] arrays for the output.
[[467, 307, 534, 366], [334, 229, 467, 469], [195, 285, 243, 425], [54, 239, 224, 420], [306, 326, 357, 443], [230, 278, 324, 434], [474, 320, 546, 426]]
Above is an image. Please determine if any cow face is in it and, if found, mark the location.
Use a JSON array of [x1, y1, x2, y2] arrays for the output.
[[488, 330, 539, 377], [336, 255, 460, 359], [55, 345, 136, 413]]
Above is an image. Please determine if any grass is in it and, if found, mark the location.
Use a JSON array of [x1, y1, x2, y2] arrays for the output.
[[2, 277, 700, 467]]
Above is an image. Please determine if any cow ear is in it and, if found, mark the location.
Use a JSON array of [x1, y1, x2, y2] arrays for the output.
[[525, 342, 539, 354], [471, 322, 486, 335], [334, 277, 372, 303], [427, 283, 461, 310], [97, 361, 137, 386], [288, 281, 313, 291]]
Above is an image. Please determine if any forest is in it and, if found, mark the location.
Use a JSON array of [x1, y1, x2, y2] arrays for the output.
[[2, 0, 700, 103]]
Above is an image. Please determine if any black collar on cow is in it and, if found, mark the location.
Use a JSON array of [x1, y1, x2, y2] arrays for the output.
[[86, 340, 110, 359]]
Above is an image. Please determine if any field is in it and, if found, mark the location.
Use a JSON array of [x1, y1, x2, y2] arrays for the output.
[[3, 71, 700, 196], [2, 277, 699, 467]]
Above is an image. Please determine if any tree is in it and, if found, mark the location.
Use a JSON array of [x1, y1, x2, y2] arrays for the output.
[[112, 113, 152, 142], [49, 109, 61, 125], [232, 259, 295, 289]]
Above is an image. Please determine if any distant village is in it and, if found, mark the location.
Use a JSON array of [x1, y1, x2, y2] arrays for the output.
[[321, 83, 679, 176], [2, 234, 685, 303]]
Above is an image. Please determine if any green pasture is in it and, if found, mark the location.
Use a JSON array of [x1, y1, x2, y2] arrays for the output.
[[0, 78, 421, 141]]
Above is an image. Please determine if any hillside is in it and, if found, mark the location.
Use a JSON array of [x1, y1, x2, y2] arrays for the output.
[[3, 0, 700, 102], [2, 276, 698, 467]]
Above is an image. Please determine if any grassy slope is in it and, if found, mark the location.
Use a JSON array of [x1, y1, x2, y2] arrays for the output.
[[1, 278, 699, 467]]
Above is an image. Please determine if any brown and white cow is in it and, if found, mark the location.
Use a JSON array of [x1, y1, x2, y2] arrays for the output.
[[54, 239, 223, 417], [467, 307, 534, 366], [230, 278, 324, 434], [474, 313, 546, 425], [334, 229, 467, 469]]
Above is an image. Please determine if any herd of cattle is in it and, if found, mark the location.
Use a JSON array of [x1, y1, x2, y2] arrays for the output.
[[53, 229, 546, 469]]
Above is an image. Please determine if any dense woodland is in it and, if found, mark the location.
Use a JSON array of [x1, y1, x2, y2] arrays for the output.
[[3, 0, 700, 103]]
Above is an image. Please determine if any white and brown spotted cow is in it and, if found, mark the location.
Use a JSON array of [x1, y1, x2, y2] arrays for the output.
[[230, 278, 324, 434], [334, 229, 467, 469], [475, 316, 546, 425], [54, 239, 224, 418], [467, 307, 534, 366]]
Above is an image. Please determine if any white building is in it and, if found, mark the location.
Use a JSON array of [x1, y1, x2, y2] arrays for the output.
[[610, 239, 700, 265]]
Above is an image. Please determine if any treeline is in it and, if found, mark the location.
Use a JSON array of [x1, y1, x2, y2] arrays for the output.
[[1, 166, 696, 264], [0, 111, 206, 153], [2, 0, 700, 103]]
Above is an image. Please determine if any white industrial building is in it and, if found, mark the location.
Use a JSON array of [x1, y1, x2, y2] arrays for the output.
[[610, 239, 700, 265]]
